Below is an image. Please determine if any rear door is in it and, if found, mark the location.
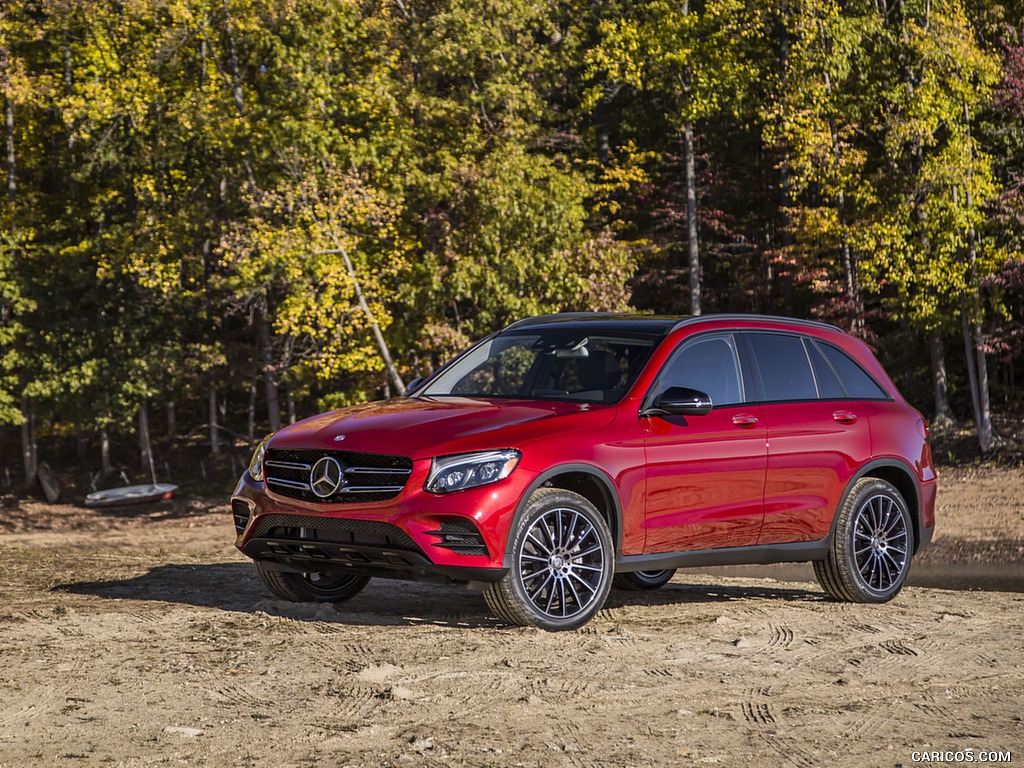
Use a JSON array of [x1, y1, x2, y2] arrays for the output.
[[742, 332, 874, 545]]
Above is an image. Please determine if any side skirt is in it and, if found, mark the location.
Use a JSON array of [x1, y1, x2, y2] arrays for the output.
[[616, 539, 830, 573]]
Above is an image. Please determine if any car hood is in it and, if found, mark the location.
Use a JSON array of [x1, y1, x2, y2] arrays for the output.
[[268, 396, 616, 461]]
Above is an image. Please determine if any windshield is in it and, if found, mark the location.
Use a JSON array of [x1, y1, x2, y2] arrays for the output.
[[420, 330, 657, 404]]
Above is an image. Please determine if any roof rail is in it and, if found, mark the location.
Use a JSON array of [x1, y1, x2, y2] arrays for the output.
[[500, 312, 843, 335], [670, 313, 843, 333]]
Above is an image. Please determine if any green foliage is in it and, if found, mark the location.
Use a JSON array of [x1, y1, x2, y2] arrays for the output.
[[224, 163, 409, 387], [0, 0, 1019, 464], [584, 0, 761, 124], [771, 0, 1001, 332]]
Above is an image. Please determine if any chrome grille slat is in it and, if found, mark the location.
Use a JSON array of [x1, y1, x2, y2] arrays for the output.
[[265, 460, 313, 471], [267, 477, 312, 490], [338, 485, 406, 494]]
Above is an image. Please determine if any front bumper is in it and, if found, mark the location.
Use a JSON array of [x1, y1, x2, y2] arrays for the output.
[[232, 459, 536, 585]]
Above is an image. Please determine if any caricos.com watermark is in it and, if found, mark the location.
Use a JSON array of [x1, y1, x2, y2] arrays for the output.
[[911, 750, 1013, 764]]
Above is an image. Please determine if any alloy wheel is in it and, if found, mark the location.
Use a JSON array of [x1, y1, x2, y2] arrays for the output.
[[517, 506, 607, 620], [851, 493, 910, 595]]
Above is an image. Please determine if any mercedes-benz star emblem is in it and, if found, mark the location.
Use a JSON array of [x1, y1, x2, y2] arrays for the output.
[[309, 456, 344, 498]]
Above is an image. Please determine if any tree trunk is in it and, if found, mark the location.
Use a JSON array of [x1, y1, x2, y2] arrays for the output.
[[776, 1, 795, 311], [247, 375, 257, 445], [777, 163, 795, 312], [166, 401, 176, 438], [208, 384, 220, 454], [819, 37, 861, 331], [837, 219, 857, 331], [20, 394, 37, 489], [322, 241, 406, 393], [677, 0, 700, 316], [100, 427, 113, 477], [960, 298, 982, 443], [959, 99, 996, 453], [257, 312, 282, 432], [928, 330, 954, 429], [683, 123, 700, 316], [7, 49, 30, 489], [972, 317, 994, 452], [960, 298, 996, 452], [138, 400, 153, 474], [4, 55, 14, 204], [287, 391, 296, 425]]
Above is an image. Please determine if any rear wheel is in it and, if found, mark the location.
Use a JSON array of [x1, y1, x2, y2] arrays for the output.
[[255, 561, 370, 603], [612, 569, 677, 591], [485, 488, 614, 631], [815, 478, 913, 603]]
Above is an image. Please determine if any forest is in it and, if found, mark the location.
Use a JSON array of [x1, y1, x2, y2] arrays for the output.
[[2, 0, 1023, 487]]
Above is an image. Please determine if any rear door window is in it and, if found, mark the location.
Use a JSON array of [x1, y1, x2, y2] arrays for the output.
[[746, 333, 817, 402]]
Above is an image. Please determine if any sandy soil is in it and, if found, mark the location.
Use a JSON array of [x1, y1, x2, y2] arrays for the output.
[[0, 467, 1021, 767]]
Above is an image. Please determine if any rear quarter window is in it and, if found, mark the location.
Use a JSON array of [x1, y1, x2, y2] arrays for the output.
[[806, 340, 846, 399], [816, 341, 889, 400]]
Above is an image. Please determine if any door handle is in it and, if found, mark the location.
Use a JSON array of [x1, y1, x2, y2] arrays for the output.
[[833, 410, 858, 424], [731, 414, 759, 428]]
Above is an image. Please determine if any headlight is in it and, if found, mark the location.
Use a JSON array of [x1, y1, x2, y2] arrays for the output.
[[248, 434, 273, 482], [425, 449, 521, 494]]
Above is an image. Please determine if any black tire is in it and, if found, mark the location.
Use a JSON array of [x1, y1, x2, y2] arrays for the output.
[[484, 488, 614, 631], [612, 569, 677, 591], [255, 561, 370, 604], [814, 478, 913, 603]]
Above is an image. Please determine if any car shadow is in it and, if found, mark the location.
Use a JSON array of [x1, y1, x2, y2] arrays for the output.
[[603, 580, 826, 610], [52, 562, 827, 629], [692, 562, 1024, 594]]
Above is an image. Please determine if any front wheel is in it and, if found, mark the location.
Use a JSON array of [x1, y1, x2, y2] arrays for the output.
[[484, 488, 614, 631], [255, 561, 370, 603], [814, 478, 913, 603]]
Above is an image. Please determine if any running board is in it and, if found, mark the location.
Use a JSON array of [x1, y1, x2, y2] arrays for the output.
[[616, 539, 830, 573]]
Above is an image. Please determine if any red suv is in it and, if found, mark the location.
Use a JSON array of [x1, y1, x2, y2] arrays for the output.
[[232, 314, 936, 630]]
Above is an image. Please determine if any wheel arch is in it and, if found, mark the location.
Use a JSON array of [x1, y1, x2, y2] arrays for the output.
[[832, 459, 924, 553], [501, 463, 623, 568]]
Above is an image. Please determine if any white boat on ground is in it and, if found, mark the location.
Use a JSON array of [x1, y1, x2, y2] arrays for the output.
[[84, 483, 178, 508]]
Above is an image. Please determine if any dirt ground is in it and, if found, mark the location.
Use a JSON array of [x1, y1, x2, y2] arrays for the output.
[[0, 466, 1021, 767]]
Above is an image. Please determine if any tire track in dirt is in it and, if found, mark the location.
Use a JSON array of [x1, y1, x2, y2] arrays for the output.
[[849, 707, 888, 739], [741, 700, 778, 726], [319, 685, 380, 720], [3, 474, 1024, 768], [880, 638, 920, 656], [912, 698, 956, 720], [768, 623, 795, 649], [211, 684, 274, 711]]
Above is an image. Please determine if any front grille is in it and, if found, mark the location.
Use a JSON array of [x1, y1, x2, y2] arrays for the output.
[[249, 513, 421, 552], [264, 448, 413, 504]]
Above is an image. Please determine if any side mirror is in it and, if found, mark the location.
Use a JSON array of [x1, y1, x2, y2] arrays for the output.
[[648, 386, 713, 417], [404, 377, 425, 397]]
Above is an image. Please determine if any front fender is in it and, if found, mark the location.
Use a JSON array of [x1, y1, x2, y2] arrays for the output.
[[501, 463, 624, 568]]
